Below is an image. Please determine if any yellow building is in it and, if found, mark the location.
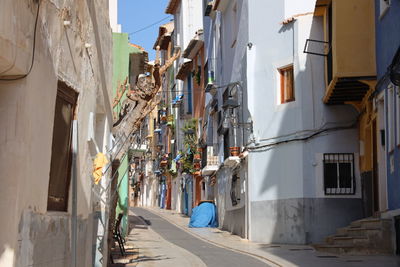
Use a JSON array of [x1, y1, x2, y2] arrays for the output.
[[316, 0, 382, 217]]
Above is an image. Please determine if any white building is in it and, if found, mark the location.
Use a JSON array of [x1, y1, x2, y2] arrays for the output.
[[166, 0, 204, 216], [202, 0, 364, 244]]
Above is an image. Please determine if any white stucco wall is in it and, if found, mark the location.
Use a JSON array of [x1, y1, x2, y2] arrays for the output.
[[246, 0, 362, 243], [0, 0, 113, 266], [247, 1, 360, 203]]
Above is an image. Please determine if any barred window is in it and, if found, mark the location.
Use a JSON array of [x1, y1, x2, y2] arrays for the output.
[[323, 153, 355, 195]]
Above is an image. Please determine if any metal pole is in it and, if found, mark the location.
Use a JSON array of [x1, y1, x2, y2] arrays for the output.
[[71, 120, 78, 267]]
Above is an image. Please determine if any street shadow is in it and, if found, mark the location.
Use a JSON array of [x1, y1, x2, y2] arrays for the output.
[[128, 214, 151, 227], [130, 255, 171, 263]]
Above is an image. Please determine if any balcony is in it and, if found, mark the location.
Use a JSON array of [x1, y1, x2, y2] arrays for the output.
[[183, 30, 204, 60], [176, 60, 193, 80], [201, 146, 220, 176], [318, 0, 376, 105]]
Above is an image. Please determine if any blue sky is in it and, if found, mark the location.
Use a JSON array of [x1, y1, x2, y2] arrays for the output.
[[118, 0, 172, 60]]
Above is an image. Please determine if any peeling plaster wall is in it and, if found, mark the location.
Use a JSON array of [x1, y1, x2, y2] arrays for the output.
[[0, 0, 112, 266]]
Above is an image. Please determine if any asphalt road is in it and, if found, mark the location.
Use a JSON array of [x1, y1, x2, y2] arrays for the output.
[[131, 207, 270, 267]]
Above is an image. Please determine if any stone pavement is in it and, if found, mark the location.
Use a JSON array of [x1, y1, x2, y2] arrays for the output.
[[110, 209, 206, 267], [131, 207, 271, 267], [144, 206, 400, 267]]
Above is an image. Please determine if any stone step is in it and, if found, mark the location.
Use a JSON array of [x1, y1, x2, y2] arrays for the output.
[[336, 227, 348, 236], [350, 218, 392, 229], [331, 236, 369, 246], [316, 217, 395, 255], [346, 227, 381, 238], [313, 244, 390, 255], [325, 234, 346, 245]]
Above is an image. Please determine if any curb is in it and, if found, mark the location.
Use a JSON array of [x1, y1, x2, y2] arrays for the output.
[[143, 207, 283, 267]]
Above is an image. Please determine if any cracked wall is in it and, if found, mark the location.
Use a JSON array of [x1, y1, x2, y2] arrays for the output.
[[0, 0, 113, 266]]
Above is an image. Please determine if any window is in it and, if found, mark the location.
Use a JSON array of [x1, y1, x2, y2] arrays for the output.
[[47, 82, 78, 211], [279, 65, 295, 104], [323, 153, 355, 195]]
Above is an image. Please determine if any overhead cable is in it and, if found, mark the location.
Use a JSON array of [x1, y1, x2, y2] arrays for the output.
[[128, 16, 172, 36]]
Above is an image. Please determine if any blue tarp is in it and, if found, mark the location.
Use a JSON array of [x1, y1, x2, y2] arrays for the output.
[[172, 94, 184, 105], [188, 202, 218, 228]]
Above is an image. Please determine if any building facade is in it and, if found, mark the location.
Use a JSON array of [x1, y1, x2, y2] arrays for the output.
[[374, 0, 400, 228], [136, 0, 399, 253], [0, 0, 114, 266]]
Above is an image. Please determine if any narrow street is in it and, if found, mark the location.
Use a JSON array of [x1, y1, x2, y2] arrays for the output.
[[121, 208, 271, 267], [109, 207, 400, 267], [2, 0, 400, 266]]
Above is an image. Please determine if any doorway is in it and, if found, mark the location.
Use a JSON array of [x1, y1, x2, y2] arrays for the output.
[[372, 119, 380, 214]]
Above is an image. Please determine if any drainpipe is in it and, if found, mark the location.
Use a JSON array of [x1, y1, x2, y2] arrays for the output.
[[71, 120, 78, 267]]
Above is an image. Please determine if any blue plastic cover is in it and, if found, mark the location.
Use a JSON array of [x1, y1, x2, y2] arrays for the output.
[[188, 202, 218, 228], [174, 154, 182, 162], [172, 94, 184, 104]]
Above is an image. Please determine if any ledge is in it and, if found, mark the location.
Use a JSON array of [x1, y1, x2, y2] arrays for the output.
[[201, 165, 219, 176], [223, 156, 241, 169], [183, 31, 204, 59]]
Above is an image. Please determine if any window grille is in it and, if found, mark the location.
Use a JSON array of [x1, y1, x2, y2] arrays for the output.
[[323, 153, 355, 195]]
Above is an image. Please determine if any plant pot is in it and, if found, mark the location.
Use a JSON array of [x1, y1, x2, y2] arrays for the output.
[[229, 147, 240, 157], [193, 171, 201, 176]]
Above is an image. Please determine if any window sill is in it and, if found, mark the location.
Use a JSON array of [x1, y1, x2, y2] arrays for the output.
[[281, 99, 295, 104]]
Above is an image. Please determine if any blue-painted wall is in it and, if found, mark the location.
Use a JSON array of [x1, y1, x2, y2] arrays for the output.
[[375, 0, 400, 82], [375, 0, 400, 209]]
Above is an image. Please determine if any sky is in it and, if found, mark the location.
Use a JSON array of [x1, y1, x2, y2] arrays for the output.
[[118, 0, 172, 60]]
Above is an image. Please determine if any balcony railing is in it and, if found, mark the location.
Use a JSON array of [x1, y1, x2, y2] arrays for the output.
[[201, 145, 220, 175]]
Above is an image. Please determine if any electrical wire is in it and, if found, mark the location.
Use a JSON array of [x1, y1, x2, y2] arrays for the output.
[[0, 0, 41, 81], [247, 122, 358, 152], [128, 16, 172, 36]]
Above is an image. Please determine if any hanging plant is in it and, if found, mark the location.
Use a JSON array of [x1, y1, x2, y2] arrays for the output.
[[179, 119, 200, 174]]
